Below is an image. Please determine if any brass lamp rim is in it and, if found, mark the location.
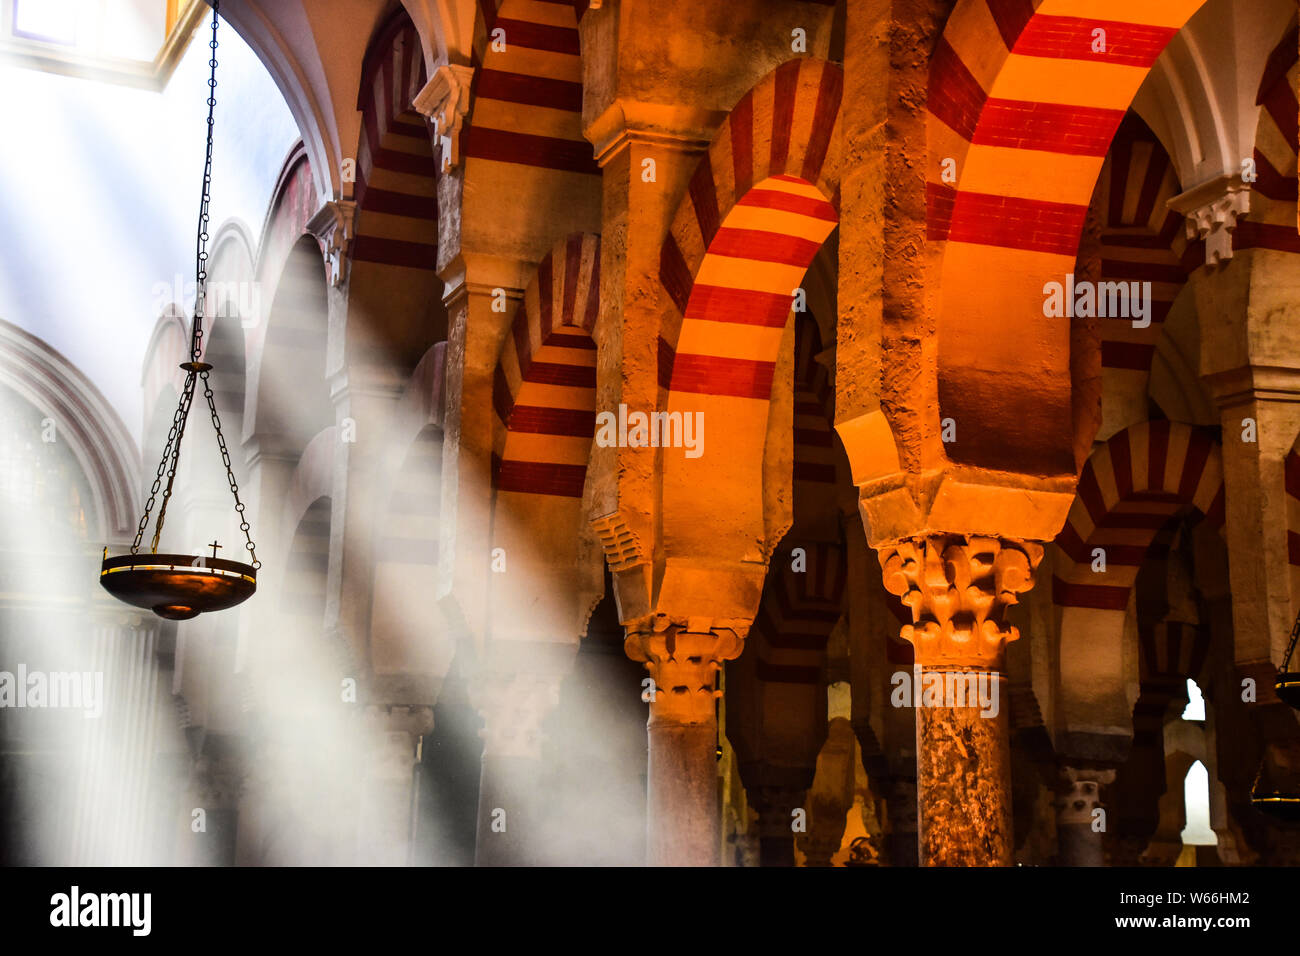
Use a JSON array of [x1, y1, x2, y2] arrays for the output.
[[1250, 792, 1300, 823], [99, 551, 257, 621], [1275, 671, 1300, 709]]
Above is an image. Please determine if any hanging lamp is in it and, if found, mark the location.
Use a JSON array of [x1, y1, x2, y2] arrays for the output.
[[1249, 606, 1300, 821], [100, 0, 258, 621], [1275, 606, 1300, 710], [1250, 763, 1300, 823]]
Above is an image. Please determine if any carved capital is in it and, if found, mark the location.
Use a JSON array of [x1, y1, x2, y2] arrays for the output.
[[306, 199, 357, 287], [414, 64, 474, 173], [469, 671, 562, 760], [878, 534, 1043, 669], [1168, 175, 1251, 266], [1056, 766, 1114, 825], [625, 626, 742, 724]]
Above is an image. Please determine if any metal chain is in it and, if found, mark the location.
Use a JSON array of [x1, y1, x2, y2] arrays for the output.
[[191, 0, 218, 365], [127, 0, 258, 569], [130, 374, 191, 554], [149, 371, 200, 553], [202, 371, 259, 568], [1283, 608, 1300, 672]]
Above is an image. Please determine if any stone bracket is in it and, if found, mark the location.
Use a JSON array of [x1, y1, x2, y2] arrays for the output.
[[307, 199, 357, 288], [1168, 174, 1251, 266], [591, 510, 644, 572], [414, 64, 474, 173]]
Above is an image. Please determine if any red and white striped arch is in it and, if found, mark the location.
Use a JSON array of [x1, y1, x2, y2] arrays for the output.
[[656, 58, 843, 565], [658, 58, 843, 400], [928, 0, 1212, 475], [1242, 23, 1300, 255], [466, 0, 597, 176], [353, 10, 439, 272], [492, 232, 600, 499], [1053, 420, 1224, 611]]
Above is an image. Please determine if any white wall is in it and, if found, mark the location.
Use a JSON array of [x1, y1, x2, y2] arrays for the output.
[[0, 16, 300, 443]]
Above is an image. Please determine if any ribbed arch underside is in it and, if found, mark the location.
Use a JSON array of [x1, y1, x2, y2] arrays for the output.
[[1285, 447, 1300, 616], [1053, 420, 1223, 611], [354, 13, 438, 270], [929, 0, 1211, 475], [793, 315, 837, 493], [748, 543, 845, 685], [493, 233, 600, 499], [1141, 620, 1210, 684], [1248, 23, 1300, 252], [1097, 113, 1187, 373]]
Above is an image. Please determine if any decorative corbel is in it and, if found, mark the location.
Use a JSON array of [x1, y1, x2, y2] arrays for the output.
[[306, 199, 357, 287], [414, 64, 475, 173], [1167, 174, 1251, 266]]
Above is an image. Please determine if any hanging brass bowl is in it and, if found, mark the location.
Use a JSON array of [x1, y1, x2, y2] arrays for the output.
[[1275, 672, 1300, 710], [100, 552, 256, 620]]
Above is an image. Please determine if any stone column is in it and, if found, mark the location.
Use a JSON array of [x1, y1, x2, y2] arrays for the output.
[[801, 716, 857, 867], [1055, 766, 1114, 867], [434, 254, 530, 642], [878, 534, 1043, 866], [469, 669, 564, 867], [880, 771, 920, 867], [357, 705, 432, 866], [1202, 365, 1300, 669], [184, 737, 243, 867], [626, 626, 741, 867], [324, 375, 403, 665]]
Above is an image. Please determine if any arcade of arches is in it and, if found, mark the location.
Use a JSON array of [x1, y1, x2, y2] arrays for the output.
[[6, 0, 1300, 867]]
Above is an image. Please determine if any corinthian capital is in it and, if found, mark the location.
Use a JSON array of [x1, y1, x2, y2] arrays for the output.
[[1056, 766, 1115, 825], [625, 625, 742, 724], [878, 534, 1043, 669]]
